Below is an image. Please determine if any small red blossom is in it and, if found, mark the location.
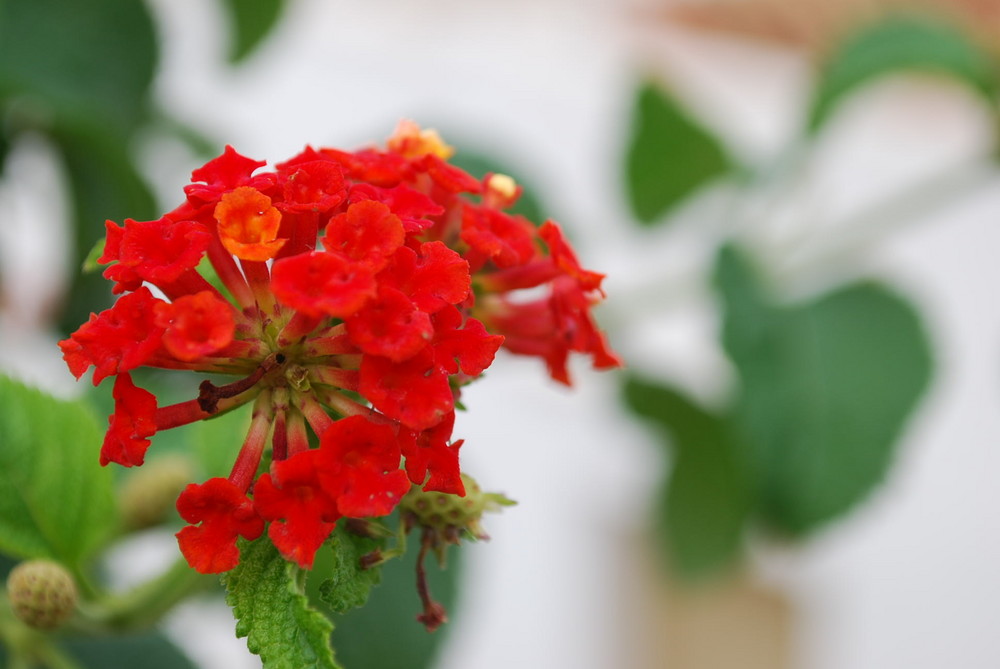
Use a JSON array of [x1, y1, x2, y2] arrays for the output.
[[60, 122, 618, 575], [400, 413, 464, 494], [253, 451, 341, 569], [59, 287, 165, 385], [347, 286, 433, 362], [155, 291, 236, 362], [316, 416, 411, 518], [214, 187, 286, 261], [101, 373, 157, 467], [324, 200, 405, 270], [271, 251, 376, 319], [359, 348, 454, 431], [175, 478, 265, 574]]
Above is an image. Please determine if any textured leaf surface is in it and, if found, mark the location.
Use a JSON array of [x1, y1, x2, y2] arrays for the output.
[[715, 246, 933, 534], [624, 377, 751, 579], [0, 374, 117, 566], [809, 15, 1000, 130], [318, 525, 384, 615], [324, 526, 463, 669], [624, 81, 731, 224], [224, 538, 339, 669]]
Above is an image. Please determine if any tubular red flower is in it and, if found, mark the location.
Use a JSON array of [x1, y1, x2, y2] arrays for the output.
[[400, 413, 464, 494], [175, 478, 265, 574], [253, 451, 341, 569], [316, 415, 411, 518], [324, 200, 405, 271], [271, 250, 376, 319], [214, 187, 286, 261], [461, 206, 537, 270], [346, 286, 433, 362], [101, 373, 157, 467], [154, 291, 236, 362], [59, 287, 166, 385], [359, 348, 453, 431]]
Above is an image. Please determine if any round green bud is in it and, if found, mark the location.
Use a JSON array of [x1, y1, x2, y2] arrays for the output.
[[6, 560, 78, 630], [119, 454, 194, 530]]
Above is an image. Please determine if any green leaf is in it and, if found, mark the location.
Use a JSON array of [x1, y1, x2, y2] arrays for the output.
[[325, 528, 463, 669], [0, 374, 118, 567], [715, 245, 933, 535], [52, 120, 157, 333], [318, 525, 384, 615], [623, 377, 751, 580], [60, 631, 198, 669], [809, 14, 1000, 131], [624, 81, 732, 225], [0, 0, 157, 130], [223, 538, 339, 669], [220, 0, 287, 63]]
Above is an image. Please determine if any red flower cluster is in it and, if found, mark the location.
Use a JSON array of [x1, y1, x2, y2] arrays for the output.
[[60, 121, 620, 573]]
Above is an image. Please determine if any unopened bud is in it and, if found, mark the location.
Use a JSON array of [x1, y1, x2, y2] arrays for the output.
[[400, 474, 515, 539], [6, 560, 78, 630], [120, 455, 194, 530]]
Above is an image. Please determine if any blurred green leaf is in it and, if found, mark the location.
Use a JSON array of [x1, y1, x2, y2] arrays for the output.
[[221, 0, 287, 63], [0, 374, 118, 567], [715, 245, 933, 535], [53, 120, 157, 332], [224, 538, 339, 669], [624, 81, 732, 225], [188, 402, 253, 479], [624, 377, 751, 579], [809, 15, 1000, 131], [0, 0, 157, 130], [59, 631, 197, 669], [318, 525, 384, 615]]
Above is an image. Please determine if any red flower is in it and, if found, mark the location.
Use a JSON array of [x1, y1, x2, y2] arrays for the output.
[[253, 451, 341, 569], [214, 187, 286, 261], [271, 251, 376, 319], [101, 373, 157, 467], [316, 416, 411, 518], [175, 478, 264, 574], [59, 288, 165, 385], [60, 121, 618, 573], [400, 413, 464, 494], [154, 291, 236, 362]]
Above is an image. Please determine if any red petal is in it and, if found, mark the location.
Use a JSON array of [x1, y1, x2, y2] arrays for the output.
[[271, 250, 377, 318], [100, 373, 157, 467]]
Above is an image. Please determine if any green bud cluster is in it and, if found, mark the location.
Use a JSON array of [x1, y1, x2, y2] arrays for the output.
[[399, 474, 515, 539], [6, 560, 78, 630], [119, 455, 194, 530]]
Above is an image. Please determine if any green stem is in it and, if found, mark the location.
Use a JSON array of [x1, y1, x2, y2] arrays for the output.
[[0, 592, 84, 669], [76, 558, 213, 633]]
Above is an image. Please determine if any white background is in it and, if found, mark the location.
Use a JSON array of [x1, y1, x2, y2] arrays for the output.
[[2, 1, 1000, 667]]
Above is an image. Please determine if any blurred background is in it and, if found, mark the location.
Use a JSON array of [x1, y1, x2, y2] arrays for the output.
[[1, 0, 1000, 667]]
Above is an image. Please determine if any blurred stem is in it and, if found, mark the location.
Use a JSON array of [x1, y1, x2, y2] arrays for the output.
[[772, 161, 996, 279], [75, 558, 214, 633], [0, 592, 83, 669]]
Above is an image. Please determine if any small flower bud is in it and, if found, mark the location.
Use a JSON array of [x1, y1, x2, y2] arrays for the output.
[[6, 560, 78, 630], [119, 454, 194, 530], [400, 474, 515, 539]]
